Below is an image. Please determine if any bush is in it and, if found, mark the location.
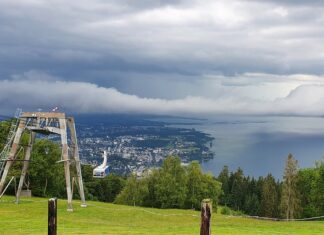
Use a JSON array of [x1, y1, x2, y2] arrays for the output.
[[233, 210, 244, 216], [221, 206, 231, 215]]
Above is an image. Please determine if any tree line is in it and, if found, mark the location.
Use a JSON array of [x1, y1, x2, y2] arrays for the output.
[[217, 154, 324, 219], [114, 156, 222, 210]]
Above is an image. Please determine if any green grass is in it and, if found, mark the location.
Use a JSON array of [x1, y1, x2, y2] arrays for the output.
[[0, 196, 323, 235]]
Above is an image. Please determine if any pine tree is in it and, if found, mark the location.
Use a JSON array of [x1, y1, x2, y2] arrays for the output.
[[230, 168, 244, 211], [281, 154, 301, 219], [218, 165, 230, 205], [260, 174, 279, 217]]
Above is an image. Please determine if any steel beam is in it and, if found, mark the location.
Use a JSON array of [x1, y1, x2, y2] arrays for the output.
[[20, 112, 65, 119], [59, 118, 73, 212], [67, 117, 87, 207], [16, 131, 35, 203], [0, 119, 25, 194]]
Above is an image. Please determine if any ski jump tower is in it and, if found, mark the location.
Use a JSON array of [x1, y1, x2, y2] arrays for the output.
[[0, 111, 86, 211]]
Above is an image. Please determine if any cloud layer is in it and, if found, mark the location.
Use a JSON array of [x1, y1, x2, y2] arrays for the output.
[[1, 1, 324, 78], [1, 0, 324, 116], [1, 72, 324, 117]]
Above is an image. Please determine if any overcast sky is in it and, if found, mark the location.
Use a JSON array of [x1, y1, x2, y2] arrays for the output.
[[1, 0, 324, 116]]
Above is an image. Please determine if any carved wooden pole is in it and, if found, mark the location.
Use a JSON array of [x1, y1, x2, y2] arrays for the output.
[[200, 199, 212, 235], [48, 198, 57, 235]]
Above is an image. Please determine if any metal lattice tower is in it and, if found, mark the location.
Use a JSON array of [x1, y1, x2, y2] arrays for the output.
[[0, 111, 86, 211], [0, 109, 22, 177]]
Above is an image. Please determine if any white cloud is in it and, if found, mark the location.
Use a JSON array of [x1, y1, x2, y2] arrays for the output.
[[1, 72, 324, 117], [273, 7, 289, 17], [120, 72, 324, 101]]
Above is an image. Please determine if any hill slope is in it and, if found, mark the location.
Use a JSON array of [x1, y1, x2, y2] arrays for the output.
[[0, 196, 323, 235]]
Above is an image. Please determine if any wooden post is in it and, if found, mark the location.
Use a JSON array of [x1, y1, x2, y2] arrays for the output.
[[200, 199, 212, 235], [48, 198, 57, 235]]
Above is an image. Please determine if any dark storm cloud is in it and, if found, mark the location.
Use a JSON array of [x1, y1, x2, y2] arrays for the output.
[[1, 0, 324, 115], [1, 0, 324, 80]]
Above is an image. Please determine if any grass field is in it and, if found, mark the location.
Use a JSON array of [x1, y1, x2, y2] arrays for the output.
[[0, 196, 323, 235]]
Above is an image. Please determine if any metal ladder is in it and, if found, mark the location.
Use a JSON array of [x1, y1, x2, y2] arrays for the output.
[[0, 109, 22, 178]]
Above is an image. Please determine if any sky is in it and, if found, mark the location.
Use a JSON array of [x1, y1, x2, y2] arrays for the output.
[[1, 0, 324, 116]]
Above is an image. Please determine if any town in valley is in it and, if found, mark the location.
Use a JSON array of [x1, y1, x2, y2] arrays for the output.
[[75, 115, 214, 175]]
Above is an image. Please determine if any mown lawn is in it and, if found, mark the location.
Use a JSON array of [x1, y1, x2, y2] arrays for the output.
[[0, 196, 323, 235]]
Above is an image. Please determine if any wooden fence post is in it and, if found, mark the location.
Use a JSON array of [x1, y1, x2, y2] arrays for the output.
[[48, 198, 57, 235], [200, 199, 212, 235]]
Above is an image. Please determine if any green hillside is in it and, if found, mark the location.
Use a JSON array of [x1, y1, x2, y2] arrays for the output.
[[0, 196, 323, 235]]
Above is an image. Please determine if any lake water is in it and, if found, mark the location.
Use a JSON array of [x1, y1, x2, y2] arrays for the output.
[[162, 116, 324, 178]]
